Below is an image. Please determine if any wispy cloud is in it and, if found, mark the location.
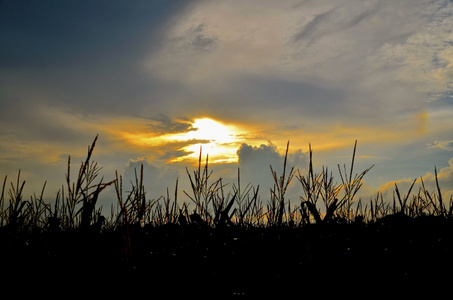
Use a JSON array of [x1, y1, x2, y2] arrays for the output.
[[293, 2, 379, 46], [428, 140, 453, 151], [145, 0, 453, 128], [368, 13, 453, 101]]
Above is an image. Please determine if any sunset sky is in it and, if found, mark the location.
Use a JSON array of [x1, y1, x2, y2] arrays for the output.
[[1, 0, 452, 204]]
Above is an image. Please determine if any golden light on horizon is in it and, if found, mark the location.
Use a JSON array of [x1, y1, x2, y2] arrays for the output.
[[112, 114, 417, 167], [113, 117, 255, 164], [164, 118, 243, 163]]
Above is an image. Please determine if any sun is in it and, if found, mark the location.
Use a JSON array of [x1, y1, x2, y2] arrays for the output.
[[164, 118, 242, 163], [114, 117, 260, 164]]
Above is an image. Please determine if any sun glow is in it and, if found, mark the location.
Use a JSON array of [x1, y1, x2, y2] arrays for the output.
[[113, 117, 262, 164], [164, 118, 244, 163]]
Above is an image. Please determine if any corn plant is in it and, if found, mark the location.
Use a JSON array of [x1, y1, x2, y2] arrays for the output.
[[183, 147, 222, 224], [28, 181, 48, 230], [335, 140, 374, 220], [368, 191, 392, 222], [152, 179, 180, 226], [268, 141, 295, 226], [392, 178, 417, 215], [1, 135, 453, 231], [298, 141, 373, 224], [2, 171, 28, 230], [0, 175, 6, 227], [297, 144, 322, 224], [114, 164, 161, 227], [416, 168, 453, 217], [232, 168, 261, 227], [62, 135, 114, 230]]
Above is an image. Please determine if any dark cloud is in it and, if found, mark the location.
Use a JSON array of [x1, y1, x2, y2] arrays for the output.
[[156, 139, 211, 161], [0, 0, 194, 119], [232, 75, 345, 116], [0, 0, 191, 68], [167, 73, 350, 128], [159, 150, 192, 161], [237, 143, 308, 196], [294, 7, 338, 45], [0, 102, 89, 144], [293, 2, 379, 46], [186, 23, 218, 52], [124, 158, 180, 198], [146, 138, 212, 162], [147, 114, 195, 135], [164, 22, 218, 55], [237, 143, 280, 186]]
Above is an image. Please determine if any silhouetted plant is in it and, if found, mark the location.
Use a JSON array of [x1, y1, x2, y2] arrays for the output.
[[393, 178, 417, 215], [336, 140, 374, 221], [232, 168, 261, 227], [298, 140, 373, 224], [268, 141, 295, 226], [1, 135, 452, 231], [184, 147, 222, 224], [63, 135, 114, 230], [5, 171, 27, 230]]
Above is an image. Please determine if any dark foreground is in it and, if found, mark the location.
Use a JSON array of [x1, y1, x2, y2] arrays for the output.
[[2, 215, 453, 298]]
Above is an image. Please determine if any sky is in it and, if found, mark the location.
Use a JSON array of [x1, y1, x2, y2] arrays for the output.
[[1, 0, 453, 207]]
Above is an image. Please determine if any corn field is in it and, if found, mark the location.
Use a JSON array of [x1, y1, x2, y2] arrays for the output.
[[1, 136, 452, 297]]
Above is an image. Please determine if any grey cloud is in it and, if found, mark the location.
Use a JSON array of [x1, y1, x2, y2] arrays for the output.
[[124, 158, 180, 198], [293, 6, 337, 44], [155, 139, 211, 161], [170, 72, 350, 127], [0, 100, 93, 146], [0, 0, 194, 120], [167, 22, 218, 55], [187, 23, 218, 52], [238, 143, 281, 174], [147, 114, 195, 135], [159, 150, 192, 161], [293, 3, 378, 46], [237, 143, 308, 194], [0, 1, 192, 69]]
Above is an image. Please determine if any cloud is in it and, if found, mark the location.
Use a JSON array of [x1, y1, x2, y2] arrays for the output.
[[146, 1, 300, 83], [155, 139, 212, 162], [237, 143, 308, 200], [374, 156, 453, 204], [377, 178, 415, 200], [124, 158, 181, 199], [0, 1, 191, 68], [421, 158, 453, 195], [4, 0, 452, 131], [237, 143, 282, 183], [293, 2, 378, 46], [428, 140, 453, 151], [143, 0, 453, 130], [146, 114, 195, 135], [184, 23, 219, 52], [367, 2, 453, 100], [0, 0, 194, 122]]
